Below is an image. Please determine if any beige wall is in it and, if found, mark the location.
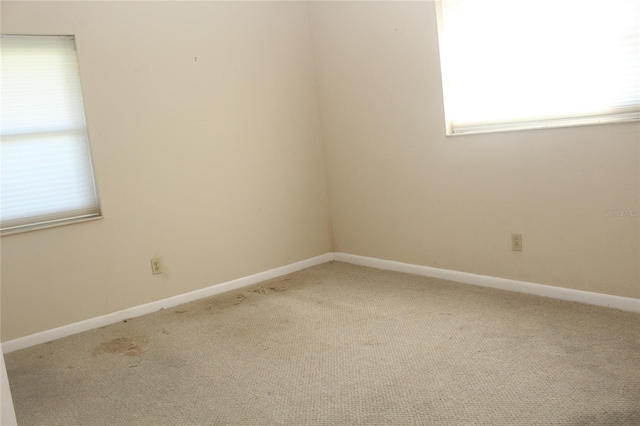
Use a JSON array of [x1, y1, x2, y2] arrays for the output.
[[0, 1, 332, 341], [2, 1, 639, 342], [309, 1, 639, 299]]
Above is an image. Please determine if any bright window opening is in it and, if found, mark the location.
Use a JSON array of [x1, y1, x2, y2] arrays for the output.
[[436, 0, 640, 135]]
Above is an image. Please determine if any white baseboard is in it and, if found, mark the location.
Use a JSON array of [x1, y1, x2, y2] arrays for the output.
[[334, 252, 640, 313], [2, 253, 335, 354], [4, 251, 638, 354]]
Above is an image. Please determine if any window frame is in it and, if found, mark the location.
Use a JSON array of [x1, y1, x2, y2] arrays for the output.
[[0, 34, 102, 236]]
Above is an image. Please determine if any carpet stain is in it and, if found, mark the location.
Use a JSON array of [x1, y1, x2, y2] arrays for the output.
[[250, 286, 288, 295], [92, 336, 148, 357]]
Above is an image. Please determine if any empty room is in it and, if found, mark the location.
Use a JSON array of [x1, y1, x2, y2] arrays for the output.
[[1, 0, 639, 424]]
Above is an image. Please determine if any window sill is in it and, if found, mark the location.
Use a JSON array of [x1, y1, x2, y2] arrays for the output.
[[446, 113, 639, 136], [1, 215, 103, 236]]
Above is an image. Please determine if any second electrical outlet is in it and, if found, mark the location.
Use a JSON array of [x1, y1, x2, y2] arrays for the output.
[[512, 234, 522, 251], [151, 257, 163, 275]]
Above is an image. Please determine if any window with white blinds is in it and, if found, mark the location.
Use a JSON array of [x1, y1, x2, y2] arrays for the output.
[[1, 35, 100, 234], [436, 0, 640, 135]]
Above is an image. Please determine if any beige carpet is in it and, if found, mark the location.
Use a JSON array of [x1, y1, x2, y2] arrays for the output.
[[5, 261, 640, 425]]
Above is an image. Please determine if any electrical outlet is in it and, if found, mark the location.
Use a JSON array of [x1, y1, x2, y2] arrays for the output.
[[512, 234, 522, 251], [150, 257, 163, 275]]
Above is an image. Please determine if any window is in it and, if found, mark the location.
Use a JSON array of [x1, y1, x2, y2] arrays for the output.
[[1, 35, 100, 234], [435, 0, 640, 135]]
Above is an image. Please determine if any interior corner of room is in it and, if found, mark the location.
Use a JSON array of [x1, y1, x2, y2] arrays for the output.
[[0, 1, 638, 423]]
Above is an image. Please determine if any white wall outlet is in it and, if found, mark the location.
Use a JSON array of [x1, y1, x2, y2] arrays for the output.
[[150, 257, 163, 275], [512, 234, 522, 252]]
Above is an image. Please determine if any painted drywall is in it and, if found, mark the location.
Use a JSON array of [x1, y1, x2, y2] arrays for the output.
[[308, 1, 639, 299], [0, 1, 332, 341], [2, 1, 638, 343]]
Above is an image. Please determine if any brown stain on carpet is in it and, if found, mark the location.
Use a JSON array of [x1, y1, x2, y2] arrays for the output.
[[92, 336, 148, 357], [249, 286, 288, 295]]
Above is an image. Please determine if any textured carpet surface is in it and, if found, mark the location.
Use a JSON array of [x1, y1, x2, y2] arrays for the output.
[[5, 261, 640, 425]]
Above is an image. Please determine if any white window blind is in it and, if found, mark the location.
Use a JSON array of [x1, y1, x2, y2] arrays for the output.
[[1, 35, 100, 234], [436, 0, 640, 134]]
